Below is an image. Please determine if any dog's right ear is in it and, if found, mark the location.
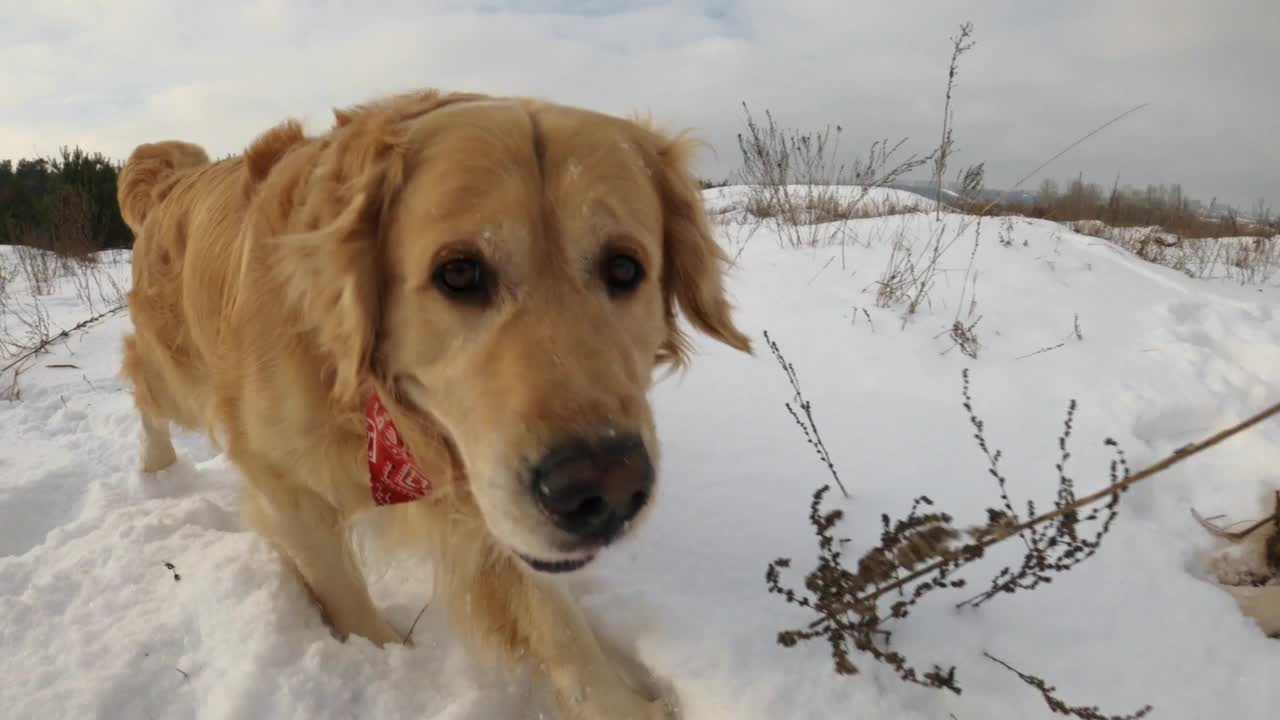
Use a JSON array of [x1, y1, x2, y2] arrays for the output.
[[647, 129, 753, 367], [270, 184, 385, 405], [263, 91, 485, 404]]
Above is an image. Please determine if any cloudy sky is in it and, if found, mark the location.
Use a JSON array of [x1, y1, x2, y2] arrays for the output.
[[4, 0, 1277, 210]]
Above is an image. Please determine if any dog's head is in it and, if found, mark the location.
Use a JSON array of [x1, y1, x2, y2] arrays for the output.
[[267, 91, 750, 572]]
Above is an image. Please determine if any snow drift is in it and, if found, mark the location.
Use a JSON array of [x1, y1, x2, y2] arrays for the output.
[[2, 196, 1278, 719]]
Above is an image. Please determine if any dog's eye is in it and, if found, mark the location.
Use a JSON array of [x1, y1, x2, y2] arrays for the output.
[[434, 257, 490, 302], [602, 252, 644, 295]]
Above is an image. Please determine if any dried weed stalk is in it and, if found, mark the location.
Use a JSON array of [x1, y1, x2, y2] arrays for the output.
[[945, 218, 984, 359], [764, 330, 849, 498], [933, 21, 976, 220], [1016, 314, 1086, 360]]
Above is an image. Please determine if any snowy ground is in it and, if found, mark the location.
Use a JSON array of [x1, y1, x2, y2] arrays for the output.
[[2, 194, 1279, 719]]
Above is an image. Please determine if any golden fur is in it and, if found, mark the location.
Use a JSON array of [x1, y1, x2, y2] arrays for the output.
[[118, 89, 751, 719]]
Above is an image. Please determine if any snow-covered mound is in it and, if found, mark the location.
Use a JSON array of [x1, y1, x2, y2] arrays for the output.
[[2, 201, 1278, 719], [703, 183, 937, 220]]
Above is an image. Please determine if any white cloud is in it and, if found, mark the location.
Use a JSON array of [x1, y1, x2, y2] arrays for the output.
[[1, 0, 1275, 208]]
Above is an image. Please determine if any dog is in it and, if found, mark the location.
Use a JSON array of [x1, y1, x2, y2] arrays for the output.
[[117, 89, 752, 719]]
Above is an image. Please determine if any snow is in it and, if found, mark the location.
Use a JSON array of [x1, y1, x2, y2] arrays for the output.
[[3, 194, 1279, 719]]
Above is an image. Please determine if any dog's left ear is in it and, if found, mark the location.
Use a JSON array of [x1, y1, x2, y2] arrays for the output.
[[648, 130, 752, 366]]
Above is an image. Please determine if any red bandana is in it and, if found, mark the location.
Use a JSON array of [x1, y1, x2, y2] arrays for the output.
[[366, 393, 432, 505]]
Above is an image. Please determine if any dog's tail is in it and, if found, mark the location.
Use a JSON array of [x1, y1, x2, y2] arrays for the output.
[[117, 141, 210, 233]]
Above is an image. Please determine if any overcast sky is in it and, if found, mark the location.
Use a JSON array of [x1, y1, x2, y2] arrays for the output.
[[3, 0, 1277, 210]]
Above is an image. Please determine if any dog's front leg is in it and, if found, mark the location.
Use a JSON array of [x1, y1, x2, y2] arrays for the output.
[[242, 472, 401, 647], [435, 530, 679, 719]]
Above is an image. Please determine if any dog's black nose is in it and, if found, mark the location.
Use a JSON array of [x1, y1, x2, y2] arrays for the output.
[[531, 434, 653, 542]]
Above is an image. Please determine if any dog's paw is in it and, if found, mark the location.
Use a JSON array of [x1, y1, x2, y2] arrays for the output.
[[580, 630, 683, 719], [556, 669, 683, 720], [615, 695, 681, 720], [622, 663, 682, 720], [559, 694, 678, 720], [335, 614, 404, 648], [139, 430, 179, 473], [641, 679, 683, 720]]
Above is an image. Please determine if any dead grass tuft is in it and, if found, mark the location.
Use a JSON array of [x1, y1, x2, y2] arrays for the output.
[[734, 104, 933, 249]]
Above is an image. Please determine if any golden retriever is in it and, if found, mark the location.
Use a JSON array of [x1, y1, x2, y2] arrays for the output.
[[117, 89, 751, 719]]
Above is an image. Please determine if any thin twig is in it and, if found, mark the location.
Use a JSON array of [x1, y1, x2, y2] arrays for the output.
[[1016, 342, 1067, 360], [808, 256, 836, 285], [984, 652, 1153, 719], [976, 104, 1150, 219], [405, 600, 432, 644], [1192, 491, 1280, 541]]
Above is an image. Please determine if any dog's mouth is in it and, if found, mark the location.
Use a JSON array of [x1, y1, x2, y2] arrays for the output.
[[516, 548, 600, 574]]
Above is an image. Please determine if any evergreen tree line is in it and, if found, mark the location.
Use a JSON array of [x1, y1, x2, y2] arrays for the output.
[[0, 146, 132, 254]]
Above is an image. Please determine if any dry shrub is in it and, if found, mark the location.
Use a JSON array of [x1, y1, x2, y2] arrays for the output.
[[763, 358, 1139, 700], [0, 285, 52, 368], [873, 216, 978, 326], [0, 247, 54, 371], [1225, 236, 1280, 285], [1033, 178, 1275, 241], [872, 21, 988, 331], [761, 335, 1280, 716], [11, 241, 60, 297], [0, 251, 13, 301], [963, 180, 1279, 286], [873, 222, 921, 309]]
